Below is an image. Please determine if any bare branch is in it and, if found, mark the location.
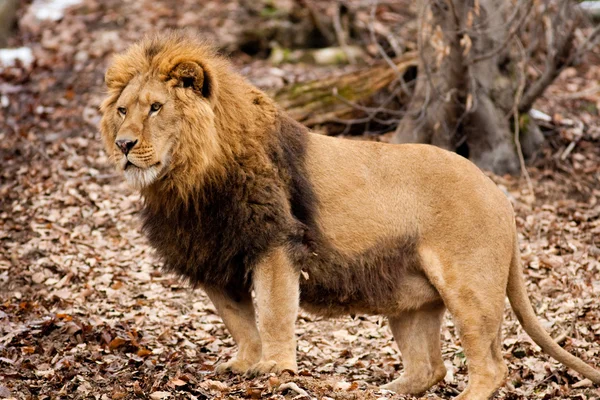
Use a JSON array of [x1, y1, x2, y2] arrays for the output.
[[518, 4, 592, 113], [368, 0, 412, 96], [332, 85, 407, 117], [296, 0, 336, 45], [513, 38, 534, 199], [568, 23, 600, 64], [332, 2, 356, 64], [470, 0, 534, 64]]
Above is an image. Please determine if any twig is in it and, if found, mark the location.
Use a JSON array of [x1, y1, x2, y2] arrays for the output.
[[524, 372, 561, 397], [552, 328, 571, 345], [297, 0, 336, 45], [332, 2, 355, 64], [559, 84, 600, 100], [513, 39, 535, 199], [331, 85, 407, 117], [564, 23, 600, 66], [385, 33, 404, 57], [560, 121, 583, 160], [470, 0, 534, 64], [519, 2, 593, 112], [369, 0, 412, 96], [278, 382, 310, 398], [560, 141, 577, 161]]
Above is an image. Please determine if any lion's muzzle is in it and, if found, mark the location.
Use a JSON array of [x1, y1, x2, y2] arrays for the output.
[[115, 138, 138, 155]]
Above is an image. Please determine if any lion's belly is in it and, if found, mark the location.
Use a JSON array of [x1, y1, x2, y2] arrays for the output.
[[298, 267, 441, 317], [294, 236, 441, 317]]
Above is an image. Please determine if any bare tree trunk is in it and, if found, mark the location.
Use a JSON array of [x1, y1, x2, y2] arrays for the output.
[[391, 0, 555, 175]]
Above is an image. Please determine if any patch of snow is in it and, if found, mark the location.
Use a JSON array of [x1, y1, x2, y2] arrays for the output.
[[580, 1, 600, 12], [28, 0, 83, 21], [0, 47, 34, 68], [530, 109, 552, 123]]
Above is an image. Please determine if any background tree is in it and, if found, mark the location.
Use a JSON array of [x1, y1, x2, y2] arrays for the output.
[[392, 0, 595, 175], [269, 0, 600, 175]]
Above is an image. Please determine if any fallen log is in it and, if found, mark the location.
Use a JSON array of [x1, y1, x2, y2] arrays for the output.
[[271, 52, 417, 130]]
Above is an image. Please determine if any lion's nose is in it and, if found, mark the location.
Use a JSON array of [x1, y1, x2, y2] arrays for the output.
[[115, 139, 138, 155]]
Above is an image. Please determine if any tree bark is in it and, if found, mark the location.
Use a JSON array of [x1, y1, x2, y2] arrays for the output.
[[391, 0, 547, 175], [0, 0, 18, 47]]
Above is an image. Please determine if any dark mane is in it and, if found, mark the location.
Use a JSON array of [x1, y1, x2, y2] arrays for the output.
[[141, 113, 312, 296]]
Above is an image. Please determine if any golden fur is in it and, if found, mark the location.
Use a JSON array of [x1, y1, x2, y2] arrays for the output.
[[100, 32, 600, 400]]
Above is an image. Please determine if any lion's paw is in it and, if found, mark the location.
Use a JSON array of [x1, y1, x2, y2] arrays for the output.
[[245, 359, 297, 378], [380, 381, 400, 393], [215, 358, 254, 375]]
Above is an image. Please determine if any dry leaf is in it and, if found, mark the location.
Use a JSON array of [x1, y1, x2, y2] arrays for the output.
[[334, 381, 352, 391], [109, 337, 126, 350], [204, 379, 228, 392], [136, 348, 152, 357], [149, 391, 170, 400], [245, 387, 263, 399], [460, 34, 472, 56]]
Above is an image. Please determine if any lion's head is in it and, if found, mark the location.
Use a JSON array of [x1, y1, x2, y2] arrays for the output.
[[99, 32, 228, 192]]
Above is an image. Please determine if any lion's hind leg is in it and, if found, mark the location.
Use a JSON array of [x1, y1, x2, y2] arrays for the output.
[[422, 247, 509, 400], [444, 295, 507, 400], [382, 304, 447, 395], [443, 294, 507, 400]]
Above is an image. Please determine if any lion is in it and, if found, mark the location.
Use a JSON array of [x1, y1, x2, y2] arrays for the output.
[[99, 32, 600, 399]]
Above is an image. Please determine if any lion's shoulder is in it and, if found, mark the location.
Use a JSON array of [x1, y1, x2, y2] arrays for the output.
[[142, 113, 314, 291]]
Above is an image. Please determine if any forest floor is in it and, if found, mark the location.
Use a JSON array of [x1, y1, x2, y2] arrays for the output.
[[1, 1, 600, 399]]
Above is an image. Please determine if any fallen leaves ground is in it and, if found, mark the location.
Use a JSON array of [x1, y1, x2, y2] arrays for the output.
[[1, 1, 600, 399]]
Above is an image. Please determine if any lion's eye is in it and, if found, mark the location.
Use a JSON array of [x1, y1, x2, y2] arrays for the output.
[[117, 107, 127, 116], [150, 103, 162, 113]]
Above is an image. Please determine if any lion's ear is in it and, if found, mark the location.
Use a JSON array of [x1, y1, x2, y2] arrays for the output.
[[169, 61, 211, 97]]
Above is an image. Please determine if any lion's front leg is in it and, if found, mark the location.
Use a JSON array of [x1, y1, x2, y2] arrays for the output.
[[246, 247, 299, 376], [204, 287, 262, 374]]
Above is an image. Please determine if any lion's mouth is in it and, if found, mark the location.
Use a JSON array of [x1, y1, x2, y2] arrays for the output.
[[121, 159, 164, 189], [123, 160, 161, 170]]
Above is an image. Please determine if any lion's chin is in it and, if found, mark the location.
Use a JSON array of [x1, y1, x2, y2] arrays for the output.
[[122, 163, 162, 190]]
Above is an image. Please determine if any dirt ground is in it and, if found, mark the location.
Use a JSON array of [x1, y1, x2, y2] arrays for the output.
[[1, 1, 600, 399]]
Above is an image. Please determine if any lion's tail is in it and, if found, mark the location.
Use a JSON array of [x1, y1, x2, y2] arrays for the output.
[[506, 237, 600, 384]]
